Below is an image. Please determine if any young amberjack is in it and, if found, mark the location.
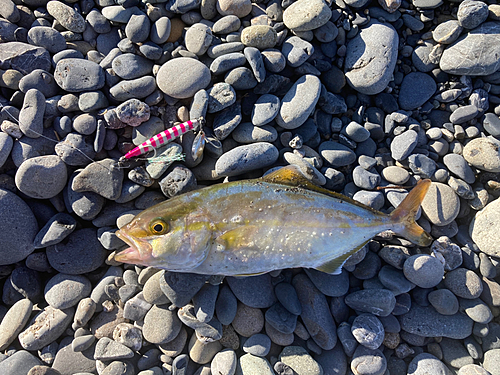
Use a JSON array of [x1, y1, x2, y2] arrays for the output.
[[115, 165, 432, 276]]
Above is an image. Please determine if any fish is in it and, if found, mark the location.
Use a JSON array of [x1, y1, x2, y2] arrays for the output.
[[114, 165, 433, 276]]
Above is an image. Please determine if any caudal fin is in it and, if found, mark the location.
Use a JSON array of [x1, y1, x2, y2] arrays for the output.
[[390, 179, 433, 246]]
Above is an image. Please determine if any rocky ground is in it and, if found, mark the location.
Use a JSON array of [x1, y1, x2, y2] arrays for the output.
[[1, 0, 500, 374]]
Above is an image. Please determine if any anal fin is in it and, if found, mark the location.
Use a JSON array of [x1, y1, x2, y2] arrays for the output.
[[315, 240, 369, 274]]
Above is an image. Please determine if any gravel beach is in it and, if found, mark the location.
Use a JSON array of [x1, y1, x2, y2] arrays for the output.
[[1, 0, 500, 374]]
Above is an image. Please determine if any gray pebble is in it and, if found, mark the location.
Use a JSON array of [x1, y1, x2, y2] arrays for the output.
[[304, 268, 349, 297], [399, 72, 437, 110], [0, 299, 33, 351], [71, 159, 123, 200], [403, 254, 444, 288], [421, 182, 460, 226], [345, 289, 396, 317], [27, 26, 66, 54], [45, 273, 91, 310], [211, 349, 237, 375], [112, 53, 153, 80], [224, 67, 258, 90], [19, 305, 74, 351], [352, 166, 381, 190], [351, 313, 385, 350], [293, 274, 337, 350], [143, 304, 182, 345], [463, 137, 500, 173], [226, 274, 276, 308], [125, 14, 150, 43], [215, 142, 278, 177], [281, 36, 313, 68], [319, 141, 356, 167], [215, 285, 238, 325], [207, 82, 236, 113], [47, 1, 86, 32], [444, 267, 483, 299], [159, 272, 208, 308], [232, 122, 277, 143], [157, 57, 211, 99], [54, 58, 105, 92], [450, 105, 479, 124], [265, 302, 297, 334], [19, 88, 45, 138], [242, 334, 271, 357], [459, 298, 493, 324], [251, 94, 280, 126], [458, 0, 489, 29], [15, 155, 67, 199], [150, 17, 171, 44], [19, 69, 59, 97], [433, 20, 463, 44], [391, 130, 418, 161], [351, 346, 386, 375], [109, 76, 157, 101], [185, 23, 212, 55], [399, 304, 473, 339], [94, 337, 134, 361], [46, 228, 107, 275], [428, 289, 459, 315], [407, 353, 452, 375], [0, 350, 42, 375]]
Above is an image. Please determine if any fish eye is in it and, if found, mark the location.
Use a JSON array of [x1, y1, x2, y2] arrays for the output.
[[150, 219, 168, 235]]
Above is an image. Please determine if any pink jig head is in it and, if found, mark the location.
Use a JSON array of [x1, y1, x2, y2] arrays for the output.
[[119, 117, 221, 163]]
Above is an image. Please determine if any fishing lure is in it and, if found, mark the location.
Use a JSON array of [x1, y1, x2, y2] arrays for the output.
[[119, 117, 221, 162]]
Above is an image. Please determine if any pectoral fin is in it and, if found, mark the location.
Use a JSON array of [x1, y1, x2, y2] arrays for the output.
[[215, 225, 260, 249], [315, 240, 369, 274]]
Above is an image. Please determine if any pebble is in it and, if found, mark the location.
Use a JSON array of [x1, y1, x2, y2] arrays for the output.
[[399, 304, 473, 339], [242, 334, 271, 357], [351, 313, 385, 350], [215, 285, 238, 325], [239, 353, 274, 375], [211, 349, 237, 375], [304, 268, 349, 297], [19, 88, 45, 138], [19, 305, 74, 351], [226, 274, 276, 308], [142, 304, 182, 345], [44, 273, 91, 310], [319, 141, 357, 167], [440, 22, 500, 75], [283, 0, 332, 31], [0, 350, 42, 375], [408, 353, 452, 375], [159, 272, 208, 307], [275, 74, 321, 129], [15, 155, 67, 199], [279, 346, 323, 375], [421, 182, 460, 226], [391, 130, 418, 161], [232, 122, 277, 143], [459, 298, 492, 324], [0, 189, 38, 265], [46, 228, 107, 275], [281, 36, 314, 68], [215, 142, 278, 177], [403, 254, 444, 288], [241, 26, 277, 50], [470, 197, 500, 257], [428, 289, 459, 315], [156, 57, 211, 99], [351, 346, 386, 375], [444, 267, 483, 299], [232, 302, 265, 337], [433, 20, 463, 44], [345, 289, 396, 316], [293, 274, 337, 350], [399, 72, 437, 110], [94, 337, 134, 361], [463, 138, 500, 173], [345, 21, 398, 95], [0, 298, 32, 351], [54, 58, 105, 92], [251, 94, 280, 126]]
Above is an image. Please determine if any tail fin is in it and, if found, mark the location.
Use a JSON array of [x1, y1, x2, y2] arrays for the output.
[[390, 179, 433, 246]]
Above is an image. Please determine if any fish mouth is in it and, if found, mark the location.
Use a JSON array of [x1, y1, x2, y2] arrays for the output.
[[115, 230, 153, 264]]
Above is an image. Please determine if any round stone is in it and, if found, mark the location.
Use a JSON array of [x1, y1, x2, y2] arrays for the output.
[[421, 182, 460, 226], [463, 137, 500, 173], [444, 268, 483, 299], [15, 155, 67, 199], [457, 0, 489, 29], [351, 314, 385, 350], [351, 346, 387, 375], [54, 58, 105, 93], [44, 273, 92, 310], [283, 0, 332, 32], [398, 72, 437, 110], [428, 289, 459, 315], [403, 254, 444, 288], [470, 197, 500, 257], [156, 57, 211, 99], [319, 141, 356, 167], [279, 346, 323, 375], [408, 353, 452, 375], [240, 26, 277, 49]]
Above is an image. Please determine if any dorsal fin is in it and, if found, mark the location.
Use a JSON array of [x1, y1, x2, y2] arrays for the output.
[[262, 165, 384, 215]]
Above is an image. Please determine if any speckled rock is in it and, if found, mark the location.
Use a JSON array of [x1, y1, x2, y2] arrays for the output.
[[283, 0, 332, 32], [463, 138, 500, 173], [470, 197, 500, 257]]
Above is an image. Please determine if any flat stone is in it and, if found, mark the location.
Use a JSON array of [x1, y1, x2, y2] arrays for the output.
[[408, 353, 452, 375], [293, 274, 337, 350], [283, 0, 332, 32], [142, 304, 182, 345], [215, 142, 279, 177], [345, 21, 398, 95], [278, 346, 323, 375], [440, 22, 500, 75], [421, 182, 460, 226], [54, 59, 105, 92], [71, 159, 124, 200], [19, 306, 74, 351], [156, 57, 211, 99], [15, 155, 67, 199], [0, 42, 52, 75], [345, 289, 396, 317], [0, 350, 42, 375], [276, 74, 321, 130], [47, 1, 86, 32], [399, 304, 473, 339], [226, 274, 276, 309], [0, 299, 33, 351], [470, 197, 500, 257], [0, 189, 37, 265], [398, 72, 437, 110]]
